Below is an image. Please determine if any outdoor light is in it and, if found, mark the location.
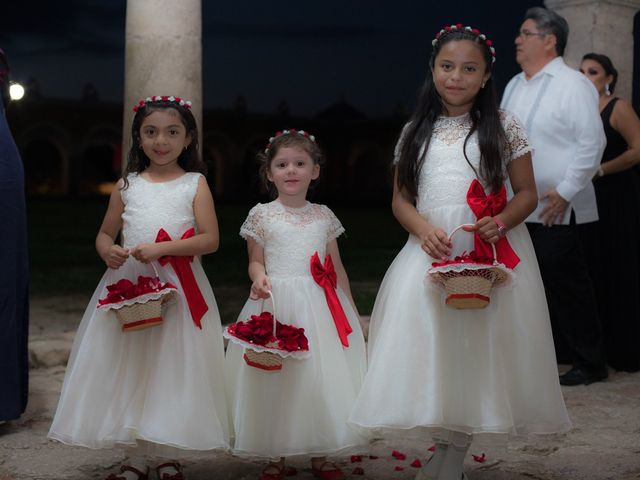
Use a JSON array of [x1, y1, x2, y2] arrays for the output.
[[9, 82, 25, 101]]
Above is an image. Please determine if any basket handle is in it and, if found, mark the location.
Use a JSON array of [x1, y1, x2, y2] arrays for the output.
[[266, 291, 277, 337], [448, 224, 498, 265]]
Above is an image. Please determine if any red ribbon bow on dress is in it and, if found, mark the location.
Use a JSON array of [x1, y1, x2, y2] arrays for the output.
[[466, 179, 520, 269], [310, 252, 352, 347], [155, 227, 208, 329]]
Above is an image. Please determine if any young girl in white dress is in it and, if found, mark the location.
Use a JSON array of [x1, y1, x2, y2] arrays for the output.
[[48, 96, 230, 480], [348, 25, 571, 480], [225, 129, 368, 480]]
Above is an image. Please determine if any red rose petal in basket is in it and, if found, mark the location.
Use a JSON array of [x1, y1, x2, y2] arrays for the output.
[[350, 455, 362, 463], [410, 459, 422, 468], [394, 466, 404, 471], [472, 453, 486, 463], [351, 467, 364, 475], [391, 450, 406, 460]]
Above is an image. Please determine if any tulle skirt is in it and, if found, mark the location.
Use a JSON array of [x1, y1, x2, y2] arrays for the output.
[[48, 257, 230, 451], [225, 276, 368, 458], [349, 204, 571, 444]]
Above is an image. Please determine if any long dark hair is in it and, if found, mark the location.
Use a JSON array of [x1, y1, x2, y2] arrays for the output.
[[582, 53, 618, 94], [396, 28, 508, 197], [122, 99, 206, 189]]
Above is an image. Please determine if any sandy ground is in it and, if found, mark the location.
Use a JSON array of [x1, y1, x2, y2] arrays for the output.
[[1, 294, 639, 480]]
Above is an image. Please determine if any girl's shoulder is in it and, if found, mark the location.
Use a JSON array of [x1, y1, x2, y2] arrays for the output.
[[498, 109, 531, 162]]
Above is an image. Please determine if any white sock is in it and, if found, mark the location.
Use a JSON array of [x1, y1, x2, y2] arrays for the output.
[[438, 432, 471, 480], [416, 442, 449, 479]]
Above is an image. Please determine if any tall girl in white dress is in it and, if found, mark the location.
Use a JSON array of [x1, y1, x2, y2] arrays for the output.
[[348, 25, 570, 480], [48, 96, 230, 480], [225, 130, 367, 480]]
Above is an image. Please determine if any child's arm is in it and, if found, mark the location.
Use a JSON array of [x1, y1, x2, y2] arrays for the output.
[[247, 237, 271, 299], [131, 176, 219, 263], [96, 179, 128, 269], [326, 239, 359, 315], [391, 169, 451, 260], [472, 152, 538, 244]]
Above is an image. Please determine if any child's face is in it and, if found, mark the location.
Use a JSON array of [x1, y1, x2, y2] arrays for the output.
[[267, 146, 319, 201], [432, 39, 490, 117], [139, 109, 191, 168]]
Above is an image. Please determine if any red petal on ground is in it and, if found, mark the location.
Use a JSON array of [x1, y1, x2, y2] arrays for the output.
[[472, 453, 486, 463], [410, 459, 422, 468]]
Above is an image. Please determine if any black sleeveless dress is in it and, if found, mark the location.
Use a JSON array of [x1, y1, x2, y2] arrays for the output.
[[0, 90, 29, 420], [583, 98, 640, 372]]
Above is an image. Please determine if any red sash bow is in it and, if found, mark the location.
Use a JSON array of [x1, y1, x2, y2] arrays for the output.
[[466, 179, 520, 269], [155, 227, 208, 329], [310, 252, 352, 347]]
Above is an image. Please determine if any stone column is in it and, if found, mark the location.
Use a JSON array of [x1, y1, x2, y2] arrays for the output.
[[545, 0, 640, 102], [122, 0, 202, 164]]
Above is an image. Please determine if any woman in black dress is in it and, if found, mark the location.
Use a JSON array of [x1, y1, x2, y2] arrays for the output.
[[0, 48, 29, 423], [580, 53, 640, 372]]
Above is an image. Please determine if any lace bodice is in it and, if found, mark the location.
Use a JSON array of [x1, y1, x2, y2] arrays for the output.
[[240, 201, 345, 278], [394, 110, 530, 216], [121, 172, 201, 248]]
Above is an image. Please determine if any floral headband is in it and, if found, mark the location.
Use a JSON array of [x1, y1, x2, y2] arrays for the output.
[[432, 24, 496, 63], [132, 95, 192, 112], [264, 129, 316, 154]]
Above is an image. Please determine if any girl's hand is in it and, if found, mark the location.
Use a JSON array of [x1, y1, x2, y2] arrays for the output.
[[131, 243, 164, 264], [103, 245, 129, 269], [467, 216, 501, 244], [250, 274, 272, 300], [419, 225, 451, 260]]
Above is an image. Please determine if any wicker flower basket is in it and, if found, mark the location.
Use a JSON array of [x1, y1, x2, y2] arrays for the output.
[[428, 225, 512, 309], [224, 292, 310, 372], [97, 274, 177, 332]]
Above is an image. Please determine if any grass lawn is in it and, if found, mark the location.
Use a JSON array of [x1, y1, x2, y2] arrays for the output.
[[27, 198, 408, 324]]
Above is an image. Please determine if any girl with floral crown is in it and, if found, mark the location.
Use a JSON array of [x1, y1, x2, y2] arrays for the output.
[[48, 96, 230, 480], [224, 129, 368, 480], [348, 25, 570, 480]]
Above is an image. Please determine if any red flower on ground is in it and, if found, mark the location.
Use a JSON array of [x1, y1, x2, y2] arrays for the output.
[[391, 450, 406, 460], [410, 459, 422, 468], [350, 455, 362, 463], [472, 453, 486, 463]]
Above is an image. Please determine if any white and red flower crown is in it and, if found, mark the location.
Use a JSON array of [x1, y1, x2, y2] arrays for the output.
[[432, 24, 496, 63], [264, 129, 316, 154], [133, 95, 192, 112]]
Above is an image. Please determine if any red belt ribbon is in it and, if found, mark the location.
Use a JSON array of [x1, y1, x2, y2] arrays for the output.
[[466, 179, 520, 269], [155, 227, 208, 329], [310, 252, 352, 347]]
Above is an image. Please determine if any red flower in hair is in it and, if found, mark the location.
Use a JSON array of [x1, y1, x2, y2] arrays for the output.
[[486, 39, 493, 46], [456, 23, 463, 28], [471, 28, 480, 34]]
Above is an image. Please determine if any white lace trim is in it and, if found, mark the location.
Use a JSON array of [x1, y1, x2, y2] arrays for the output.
[[425, 262, 517, 291], [96, 288, 177, 311], [223, 330, 311, 360]]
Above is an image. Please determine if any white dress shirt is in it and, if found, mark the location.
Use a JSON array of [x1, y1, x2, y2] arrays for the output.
[[501, 57, 606, 224]]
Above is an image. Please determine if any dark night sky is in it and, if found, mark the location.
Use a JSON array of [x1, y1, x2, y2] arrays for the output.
[[1, 0, 544, 117]]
